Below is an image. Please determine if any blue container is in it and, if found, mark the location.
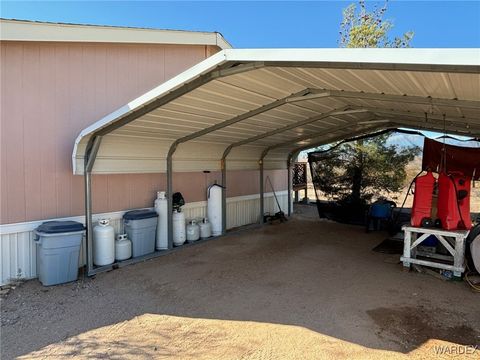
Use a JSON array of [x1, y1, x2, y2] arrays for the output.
[[423, 234, 438, 247], [35, 221, 84, 286], [370, 203, 391, 219], [123, 209, 158, 257]]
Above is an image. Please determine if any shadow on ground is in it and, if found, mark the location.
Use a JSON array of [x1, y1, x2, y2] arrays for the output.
[[2, 205, 479, 359]]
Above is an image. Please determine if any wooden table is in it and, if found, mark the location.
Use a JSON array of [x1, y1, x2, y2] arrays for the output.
[[401, 226, 469, 277]]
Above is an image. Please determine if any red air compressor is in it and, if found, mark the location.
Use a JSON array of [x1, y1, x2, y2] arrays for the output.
[[437, 172, 472, 230], [411, 171, 435, 227]]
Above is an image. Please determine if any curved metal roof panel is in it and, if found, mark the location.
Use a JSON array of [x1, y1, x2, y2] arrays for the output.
[[72, 48, 480, 174]]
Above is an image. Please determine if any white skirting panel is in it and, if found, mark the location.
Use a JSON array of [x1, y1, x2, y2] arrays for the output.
[[183, 191, 289, 229], [0, 191, 287, 286]]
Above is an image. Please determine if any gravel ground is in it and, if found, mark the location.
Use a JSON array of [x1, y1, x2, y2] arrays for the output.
[[1, 205, 479, 359]]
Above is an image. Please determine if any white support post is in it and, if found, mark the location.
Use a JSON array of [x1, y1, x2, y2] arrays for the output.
[[403, 229, 412, 270], [453, 235, 465, 277]]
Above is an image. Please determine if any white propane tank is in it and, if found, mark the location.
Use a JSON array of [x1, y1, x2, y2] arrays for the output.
[[154, 191, 168, 250], [115, 234, 132, 261], [186, 220, 200, 242], [93, 219, 115, 266], [199, 218, 212, 239], [172, 210, 186, 246], [207, 183, 223, 236]]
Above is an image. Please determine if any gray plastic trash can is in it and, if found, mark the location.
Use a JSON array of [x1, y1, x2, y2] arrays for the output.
[[35, 221, 84, 286], [123, 209, 158, 257]]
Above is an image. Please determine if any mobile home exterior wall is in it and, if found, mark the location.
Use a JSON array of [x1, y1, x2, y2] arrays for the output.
[[0, 37, 288, 285]]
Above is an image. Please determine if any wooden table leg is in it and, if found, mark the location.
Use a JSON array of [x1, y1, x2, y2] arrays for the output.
[[402, 230, 412, 270], [453, 235, 465, 278]]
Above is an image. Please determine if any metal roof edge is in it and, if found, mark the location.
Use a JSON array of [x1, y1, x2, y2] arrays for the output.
[[223, 48, 480, 68], [215, 32, 233, 49], [0, 18, 231, 49]]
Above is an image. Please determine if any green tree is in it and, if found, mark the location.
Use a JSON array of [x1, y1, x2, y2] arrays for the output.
[[339, 0, 414, 48], [312, 134, 420, 205], [311, 1, 418, 206]]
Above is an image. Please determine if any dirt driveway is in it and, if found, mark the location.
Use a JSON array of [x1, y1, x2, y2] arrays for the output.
[[1, 205, 479, 359]]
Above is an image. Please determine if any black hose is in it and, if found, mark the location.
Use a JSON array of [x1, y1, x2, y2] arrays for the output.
[[391, 169, 426, 230]]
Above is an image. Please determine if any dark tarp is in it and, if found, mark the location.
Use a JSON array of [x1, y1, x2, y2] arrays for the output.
[[422, 138, 480, 180]]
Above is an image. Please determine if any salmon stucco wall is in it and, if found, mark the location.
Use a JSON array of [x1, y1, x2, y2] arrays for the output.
[[0, 41, 216, 224], [0, 41, 288, 225]]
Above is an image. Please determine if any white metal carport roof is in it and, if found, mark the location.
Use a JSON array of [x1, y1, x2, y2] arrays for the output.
[[73, 48, 480, 176], [73, 48, 480, 275]]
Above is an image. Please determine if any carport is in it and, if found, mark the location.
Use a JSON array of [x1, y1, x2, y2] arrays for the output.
[[72, 48, 480, 276]]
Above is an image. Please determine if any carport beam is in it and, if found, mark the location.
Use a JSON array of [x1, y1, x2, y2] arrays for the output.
[[221, 108, 367, 222], [287, 123, 397, 166], [166, 88, 312, 243], [259, 159, 265, 223], [167, 146, 175, 249], [287, 157, 292, 217], [221, 159, 227, 234], [84, 135, 102, 276]]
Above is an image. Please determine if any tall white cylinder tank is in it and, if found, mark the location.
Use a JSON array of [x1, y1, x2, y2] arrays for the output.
[[154, 191, 168, 250], [93, 219, 115, 266], [207, 184, 223, 236], [173, 210, 186, 246]]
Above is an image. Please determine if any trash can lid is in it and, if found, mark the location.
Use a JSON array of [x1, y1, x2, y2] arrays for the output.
[[36, 221, 85, 234], [123, 209, 158, 220]]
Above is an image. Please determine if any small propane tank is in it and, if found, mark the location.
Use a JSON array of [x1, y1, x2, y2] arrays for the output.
[[115, 234, 132, 261], [172, 209, 186, 246], [93, 219, 115, 266], [199, 218, 212, 239], [186, 220, 200, 242], [154, 191, 168, 250]]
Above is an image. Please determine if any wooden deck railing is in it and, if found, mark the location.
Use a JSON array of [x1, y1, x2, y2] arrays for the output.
[[292, 162, 307, 191]]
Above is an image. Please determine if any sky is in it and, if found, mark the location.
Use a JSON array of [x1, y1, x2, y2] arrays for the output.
[[1, 1, 479, 48]]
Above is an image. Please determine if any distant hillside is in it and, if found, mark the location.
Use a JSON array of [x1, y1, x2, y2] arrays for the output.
[[387, 131, 480, 149]]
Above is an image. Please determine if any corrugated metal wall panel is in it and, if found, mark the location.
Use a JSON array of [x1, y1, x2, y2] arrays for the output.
[[0, 192, 288, 286]]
